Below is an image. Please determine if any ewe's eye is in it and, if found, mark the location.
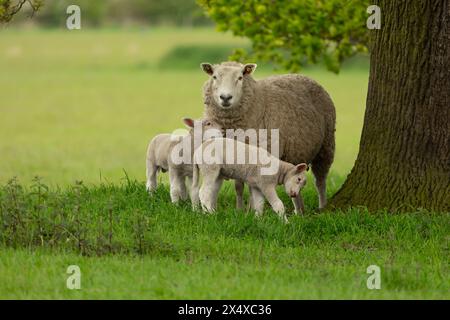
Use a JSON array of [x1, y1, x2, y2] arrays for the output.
[[206, 122, 211, 126], [213, 75, 217, 80], [238, 76, 243, 80]]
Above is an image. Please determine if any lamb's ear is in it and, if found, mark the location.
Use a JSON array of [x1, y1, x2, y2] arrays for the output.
[[243, 63, 257, 76], [295, 163, 308, 173], [183, 118, 195, 128], [201, 63, 214, 76]]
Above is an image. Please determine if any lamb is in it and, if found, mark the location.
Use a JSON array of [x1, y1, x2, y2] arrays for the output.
[[201, 61, 336, 210], [191, 137, 308, 222], [145, 117, 222, 203]]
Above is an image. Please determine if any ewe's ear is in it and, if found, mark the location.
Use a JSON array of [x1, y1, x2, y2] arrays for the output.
[[201, 63, 214, 76], [183, 118, 195, 128], [295, 163, 308, 173], [243, 63, 257, 76]]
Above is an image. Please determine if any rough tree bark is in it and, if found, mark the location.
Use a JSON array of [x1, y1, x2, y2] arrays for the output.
[[330, 0, 449, 212]]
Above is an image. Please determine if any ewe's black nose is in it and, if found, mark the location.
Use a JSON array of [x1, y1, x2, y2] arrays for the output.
[[220, 94, 233, 102]]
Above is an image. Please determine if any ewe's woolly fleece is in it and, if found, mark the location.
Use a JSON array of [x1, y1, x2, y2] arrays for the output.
[[202, 61, 336, 173]]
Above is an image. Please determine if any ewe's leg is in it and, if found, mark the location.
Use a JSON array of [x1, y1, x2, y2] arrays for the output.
[[169, 169, 184, 203], [146, 162, 158, 192], [261, 186, 287, 222], [185, 176, 192, 193], [292, 193, 305, 215], [312, 139, 334, 209], [311, 164, 328, 209], [185, 176, 193, 202], [234, 180, 245, 210], [250, 187, 265, 217]]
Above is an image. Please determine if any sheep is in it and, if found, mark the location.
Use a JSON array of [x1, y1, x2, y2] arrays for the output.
[[191, 137, 308, 222], [200, 61, 336, 210], [145, 117, 222, 203]]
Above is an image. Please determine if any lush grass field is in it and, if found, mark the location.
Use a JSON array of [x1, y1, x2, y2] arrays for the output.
[[0, 178, 448, 299], [0, 29, 448, 299]]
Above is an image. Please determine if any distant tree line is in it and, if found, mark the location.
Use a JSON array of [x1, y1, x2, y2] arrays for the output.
[[2, 0, 212, 27]]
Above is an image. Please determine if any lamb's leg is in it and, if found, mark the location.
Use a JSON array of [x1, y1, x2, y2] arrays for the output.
[[169, 169, 184, 203], [185, 176, 192, 192], [292, 193, 305, 215], [250, 187, 265, 217], [261, 186, 287, 222], [247, 187, 254, 211], [200, 181, 221, 212], [199, 184, 213, 212], [146, 161, 158, 192], [234, 180, 245, 210], [210, 176, 224, 210], [185, 176, 192, 201], [199, 169, 222, 212]]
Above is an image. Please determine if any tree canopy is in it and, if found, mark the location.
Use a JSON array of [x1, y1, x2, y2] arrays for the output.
[[198, 0, 370, 72]]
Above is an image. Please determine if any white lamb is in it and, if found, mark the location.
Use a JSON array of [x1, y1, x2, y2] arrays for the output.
[[146, 118, 222, 203], [192, 137, 308, 222]]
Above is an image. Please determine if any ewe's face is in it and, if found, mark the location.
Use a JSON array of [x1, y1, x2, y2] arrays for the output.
[[201, 63, 257, 109], [284, 164, 308, 198]]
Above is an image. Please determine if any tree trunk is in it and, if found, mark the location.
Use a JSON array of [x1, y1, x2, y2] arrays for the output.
[[330, 0, 449, 212]]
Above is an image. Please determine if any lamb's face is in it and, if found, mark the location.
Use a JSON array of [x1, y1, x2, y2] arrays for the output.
[[201, 62, 257, 109], [183, 118, 224, 140], [200, 118, 224, 139], [284, 164, 308, 198]]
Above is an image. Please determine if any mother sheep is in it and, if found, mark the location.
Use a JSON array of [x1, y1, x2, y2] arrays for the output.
[[200, 61, 336, 209]]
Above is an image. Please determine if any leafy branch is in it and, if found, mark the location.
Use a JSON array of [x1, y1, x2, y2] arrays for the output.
[[0, 0, 43, 23], [197, 0, 369, 73]]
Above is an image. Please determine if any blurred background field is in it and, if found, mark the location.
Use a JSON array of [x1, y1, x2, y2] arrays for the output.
[[0, 27, 368, 186]]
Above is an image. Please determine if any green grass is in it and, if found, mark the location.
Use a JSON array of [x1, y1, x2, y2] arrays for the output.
[[0, 176, 448, 299], [1, 28, 446, 299]]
